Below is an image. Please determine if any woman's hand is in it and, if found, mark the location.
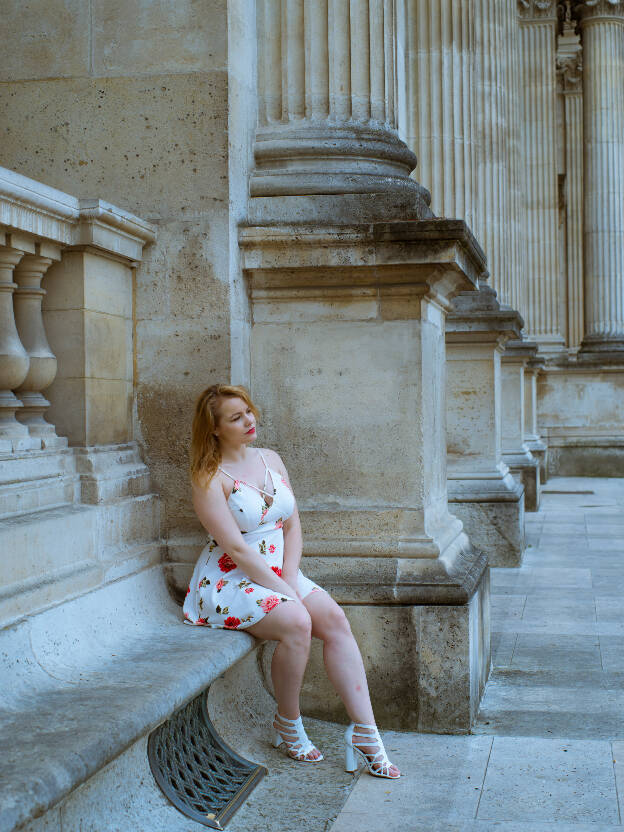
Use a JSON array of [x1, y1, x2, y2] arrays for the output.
[[281, 570, 302, 601]]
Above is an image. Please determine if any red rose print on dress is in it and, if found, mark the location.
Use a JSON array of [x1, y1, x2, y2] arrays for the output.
[[224, 616, 241, 629], [216, 578, 228, 591], [185, 585, 190, 597], [275, 519, 283, 529], [258, 595, 281, 613], [244, 587, 254, 593], [218, 553, 237, 573], [269, 544, 276, 554], [197, 617, 208, 625], [271, 566, 282, 576]]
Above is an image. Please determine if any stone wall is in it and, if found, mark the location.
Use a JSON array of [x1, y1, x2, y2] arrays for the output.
[[0, 0, 256, 537]]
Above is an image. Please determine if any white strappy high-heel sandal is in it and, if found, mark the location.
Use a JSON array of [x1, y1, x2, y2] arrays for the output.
[[344, 722, 400, 778], [271, 712, 324, 762]]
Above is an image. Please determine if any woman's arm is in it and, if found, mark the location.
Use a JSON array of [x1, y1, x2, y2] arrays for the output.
[[192, 478, 301, 600], [265, 450, 304, 590]]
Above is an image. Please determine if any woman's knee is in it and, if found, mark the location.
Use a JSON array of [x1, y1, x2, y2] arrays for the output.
[[281, 604, 312, 645], [315, 601, 352, 642]]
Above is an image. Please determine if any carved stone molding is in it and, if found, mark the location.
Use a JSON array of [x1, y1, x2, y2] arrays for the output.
[[557, 54, 583, 91], [518, 0, 558, 21], [574, 0, 624, 21]]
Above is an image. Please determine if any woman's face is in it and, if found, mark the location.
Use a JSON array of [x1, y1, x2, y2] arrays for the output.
[[214, 396, 257, 447]]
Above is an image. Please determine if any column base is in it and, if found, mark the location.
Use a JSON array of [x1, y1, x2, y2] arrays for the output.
[[448, 472, 525, 567], [579, 335, 624, 360], [503, 450, 541, 511]]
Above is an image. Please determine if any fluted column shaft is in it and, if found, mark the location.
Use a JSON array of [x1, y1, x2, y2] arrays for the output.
[[577, 0, 624, 352], [473, 0, 515, 305], [518, 1, 565, 352], [558, 39, 584, 349], [403, 0, 476, 228], [253, 0, 428, 206]]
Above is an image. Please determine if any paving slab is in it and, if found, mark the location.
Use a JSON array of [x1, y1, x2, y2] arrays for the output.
[[509, 634, 602, 671], [477, 737, 619, 824]]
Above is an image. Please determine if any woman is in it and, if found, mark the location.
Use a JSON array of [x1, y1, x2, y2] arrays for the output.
[[184, 384, 400, 779]]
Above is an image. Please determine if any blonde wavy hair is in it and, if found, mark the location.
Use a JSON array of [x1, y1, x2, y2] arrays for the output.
[[190, 384, 261, 487]]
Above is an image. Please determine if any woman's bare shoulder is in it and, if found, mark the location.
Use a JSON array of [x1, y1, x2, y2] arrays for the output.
[[261, 447, 287, 473]]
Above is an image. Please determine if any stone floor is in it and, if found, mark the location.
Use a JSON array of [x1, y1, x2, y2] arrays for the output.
[[329, 477, 624, 832]]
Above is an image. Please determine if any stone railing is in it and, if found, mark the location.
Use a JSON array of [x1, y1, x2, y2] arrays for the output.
[[0, 167, 155, 453]]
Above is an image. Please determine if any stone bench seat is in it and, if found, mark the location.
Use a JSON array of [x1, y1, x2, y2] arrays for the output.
[[0, 565, 256, 832]]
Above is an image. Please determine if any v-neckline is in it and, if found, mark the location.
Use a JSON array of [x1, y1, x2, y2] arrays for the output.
[[220, 453, 276, 505]]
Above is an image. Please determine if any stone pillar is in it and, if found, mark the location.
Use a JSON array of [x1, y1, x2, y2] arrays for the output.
[[403, 0, 476, 228], [251, 0, 432, 223], [518, 0, 566, 354], [13, 252, 67, 448], [447, 286, 526, 566], [0, 238, 37, 452], [473, 0, 514, 306], [524, 357, 548, 483], [402, 0, 527, 566], [557, 11, 585, 351], [242, 220, 490, 732], [502, 341, 542, 511], [576, 0, 624, 356]]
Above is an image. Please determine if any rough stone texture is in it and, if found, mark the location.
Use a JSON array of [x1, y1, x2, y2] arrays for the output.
[[0, 3, 256, 538], [451, 497, 525, 568], [538, 365, 624, 477]]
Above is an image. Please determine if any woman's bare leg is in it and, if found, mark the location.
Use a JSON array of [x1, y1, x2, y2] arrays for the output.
[[302, 590, 400, 776], [247, 600, 321, 760]]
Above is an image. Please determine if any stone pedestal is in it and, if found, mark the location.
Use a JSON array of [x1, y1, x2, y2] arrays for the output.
[[525, 356, 548, 483], [502, 340, 541, 511], [241, 219, 490, 732], [446, 283, 526, 566]]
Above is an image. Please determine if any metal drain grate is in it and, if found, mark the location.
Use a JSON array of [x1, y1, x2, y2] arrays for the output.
[[147, 691, 267, 829]]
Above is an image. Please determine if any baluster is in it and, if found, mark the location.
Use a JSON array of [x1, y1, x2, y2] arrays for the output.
[[0, 243, 37, 451], [14, 254, 66, 448]]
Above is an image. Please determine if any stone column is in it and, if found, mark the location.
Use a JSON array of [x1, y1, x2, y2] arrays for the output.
[[576, 0, 624, 356], [402, 0, 527, 566], [13, 253, 67, 448], [524, 356, 548, 482], [518, 0, 566, 354], [447, 286, 526, 566], [403, 0, 476, 228], [473, 0, 514, 306], [502, 341, 542, 511], [558, 7, 584, 350], [251, 0, 432, 224], [0, 239, 37, 452]]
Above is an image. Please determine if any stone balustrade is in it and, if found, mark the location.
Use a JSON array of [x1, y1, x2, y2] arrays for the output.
[[0, 166, 158, 628], [0, 167, 155, 455]]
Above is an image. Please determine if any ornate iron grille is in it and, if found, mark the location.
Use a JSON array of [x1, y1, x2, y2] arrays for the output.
[[147, 691, 267, 829]]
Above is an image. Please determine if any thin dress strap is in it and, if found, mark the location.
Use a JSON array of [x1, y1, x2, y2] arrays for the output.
[[218, 453, 274, 498]]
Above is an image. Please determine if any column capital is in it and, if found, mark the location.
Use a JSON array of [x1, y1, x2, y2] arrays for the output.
[[557, 53, 583, 91], [573, 0, 624, 22], [518, 0, 558, 22]]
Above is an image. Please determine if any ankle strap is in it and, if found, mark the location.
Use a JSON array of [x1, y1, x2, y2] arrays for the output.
[[275, 712, 302, 725]]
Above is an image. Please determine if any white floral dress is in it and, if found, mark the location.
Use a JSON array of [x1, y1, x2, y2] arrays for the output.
[[183, 450, 324, 630]]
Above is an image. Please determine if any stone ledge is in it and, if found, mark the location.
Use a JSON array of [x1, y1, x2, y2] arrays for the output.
[[0, 565, 256, 832]]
